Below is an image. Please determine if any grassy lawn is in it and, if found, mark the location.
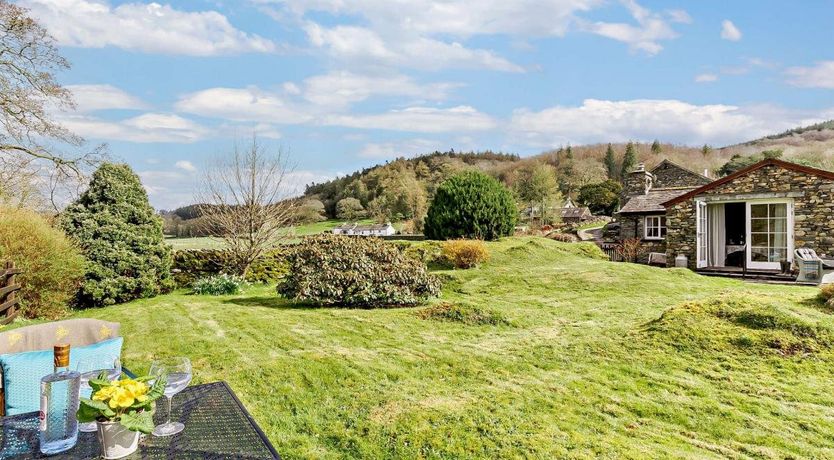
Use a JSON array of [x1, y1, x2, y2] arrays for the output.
[[63, 237, 834, 458], [165, 219, 376, 249]]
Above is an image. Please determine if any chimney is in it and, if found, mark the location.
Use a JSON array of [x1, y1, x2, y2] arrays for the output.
[[622, 163, 654, 203]]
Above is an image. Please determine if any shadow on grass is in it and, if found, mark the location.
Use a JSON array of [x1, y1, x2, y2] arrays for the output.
[[221, 295, 322, 310]]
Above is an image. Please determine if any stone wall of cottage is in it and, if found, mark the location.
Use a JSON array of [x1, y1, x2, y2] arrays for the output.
[[618, 213, 667, 263], [652, 162, 711, 188], [665, 164, 834, 268]]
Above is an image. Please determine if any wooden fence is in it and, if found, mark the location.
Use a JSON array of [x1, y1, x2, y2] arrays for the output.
[[0, 261, 22, 325], [597, 242, 622, 262]]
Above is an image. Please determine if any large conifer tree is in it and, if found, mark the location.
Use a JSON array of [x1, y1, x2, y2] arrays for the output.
[[61, 163, 173, 307], [424, 171, 516, 240]]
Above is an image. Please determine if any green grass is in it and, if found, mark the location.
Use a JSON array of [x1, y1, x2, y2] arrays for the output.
[[54, 238, 834, 458], [165, 219, 376, 249]]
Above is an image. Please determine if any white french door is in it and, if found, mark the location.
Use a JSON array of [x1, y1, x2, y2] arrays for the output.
[[696, 201, 708, 268], [746, 201, 793, 270]]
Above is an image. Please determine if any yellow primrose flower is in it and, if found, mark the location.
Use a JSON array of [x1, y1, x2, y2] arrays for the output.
[[108, 388, 135, 409], [92, 385, 118, 402]]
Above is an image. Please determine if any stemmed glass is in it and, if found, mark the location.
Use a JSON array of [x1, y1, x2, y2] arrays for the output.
[[76, 355, 121, 433], [149, 357, 192, 437]]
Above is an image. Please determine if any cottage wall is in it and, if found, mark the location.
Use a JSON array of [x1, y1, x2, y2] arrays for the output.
[[665, 164, 834, 268], [618, 213, 666, 263]]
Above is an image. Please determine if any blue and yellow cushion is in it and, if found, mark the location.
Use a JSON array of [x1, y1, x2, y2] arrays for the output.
[[0, 337, 123, 415]]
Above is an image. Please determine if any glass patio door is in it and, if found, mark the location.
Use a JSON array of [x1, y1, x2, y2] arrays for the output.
[[696, 201, 708, 268], [747, 202, 792, 270]]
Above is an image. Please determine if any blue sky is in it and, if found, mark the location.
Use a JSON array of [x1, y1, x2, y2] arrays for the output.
[[18, 0, 834, 209]]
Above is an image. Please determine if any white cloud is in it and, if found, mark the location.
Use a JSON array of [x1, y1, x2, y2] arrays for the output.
[[60, 112, 208, 143], [509, 99, 832, 147], [695, 73, 718, 83], [174, 160, 196, 172], [785, 61, 834, 89], [20, 0, 275, 55], [302, 71, 458, 108], [720, 20, 742, 41], [323, 106, 496, 133], [175, 87, 313, 124], [303, 23, 524, 72], [66, 84, 147, 112], [579, 0, 682, 55], [666, 9, 692, 24], [358, 138, 445, 159]]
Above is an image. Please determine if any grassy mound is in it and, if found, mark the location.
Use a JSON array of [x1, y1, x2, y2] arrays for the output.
[[416, 302, 512, 326], [645, 294, 834, 356]]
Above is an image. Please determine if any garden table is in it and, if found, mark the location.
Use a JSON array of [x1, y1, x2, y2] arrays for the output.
[[0, 381, 280, 459]]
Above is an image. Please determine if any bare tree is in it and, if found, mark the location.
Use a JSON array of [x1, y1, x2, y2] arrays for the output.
[[0, 1, 105, 209], [198, 138, 297, 275]]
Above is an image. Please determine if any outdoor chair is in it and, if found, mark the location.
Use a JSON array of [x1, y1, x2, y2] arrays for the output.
[[647, 252, 667, 267], [794, 248, 834, 284], [0, 319, 126, 416]]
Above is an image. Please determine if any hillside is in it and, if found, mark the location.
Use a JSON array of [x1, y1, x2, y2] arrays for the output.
[[65, 237, 834, 458]]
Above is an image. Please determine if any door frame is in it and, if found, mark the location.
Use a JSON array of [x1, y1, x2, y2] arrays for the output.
[[695, 200, 708, 268], [745, 199, 794, 270]]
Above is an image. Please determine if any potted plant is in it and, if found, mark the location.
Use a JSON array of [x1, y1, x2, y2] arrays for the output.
[[77, 373, 167, 459]]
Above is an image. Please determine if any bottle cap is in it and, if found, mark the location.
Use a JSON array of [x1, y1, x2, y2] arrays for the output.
[[54, 344, 70, 368]]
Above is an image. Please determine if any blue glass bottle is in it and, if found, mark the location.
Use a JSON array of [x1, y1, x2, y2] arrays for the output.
[[39, 344, 80, 455]]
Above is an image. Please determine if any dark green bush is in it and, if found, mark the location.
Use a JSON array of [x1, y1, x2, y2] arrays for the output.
[[278, 234, 441, 307], [0, 207, 85, 319], [191, 274, 249, 296], [172, 248, 287, 287], [424, 170, 517, 241], [60, 163, 174, 307]]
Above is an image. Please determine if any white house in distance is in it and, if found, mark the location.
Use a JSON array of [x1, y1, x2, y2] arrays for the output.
[[332, 222, 396, 237]]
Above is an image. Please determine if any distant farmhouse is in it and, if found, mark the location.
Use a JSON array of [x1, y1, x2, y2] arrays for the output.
[[558, 198, 594, 224], [333, 222, 396, 237], [613, 158, 834, 271]]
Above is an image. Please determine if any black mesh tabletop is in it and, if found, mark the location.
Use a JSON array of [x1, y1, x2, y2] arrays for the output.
[[0, 382, 279, 459]]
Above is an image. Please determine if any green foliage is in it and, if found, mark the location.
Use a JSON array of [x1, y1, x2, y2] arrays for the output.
[[278, 234, 441, 307], [820, 284, 834, 310], [513, 162, 561, 224], [192, 274, 250, 296], [335, 197, 365, 220], [0, 206, 85, 318], [416, 302, 511, 326], [294, 199, 327, 224], [60, 163, 173, 307], [620, 141, 637, 179], [717, 149, 783, 176], [578, 180, 622, 215], [650, 139, 662, 154], [441, 239, 490, 269], [701, 144, 712, 156], [424, 171, 517, 241], [172, 248, 287, 287], [77, 374, 166, 434], [603, 143, 618, 180]]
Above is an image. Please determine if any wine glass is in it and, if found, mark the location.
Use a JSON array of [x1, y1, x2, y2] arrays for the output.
[[76, 355, 121, 433], [149, 357, 192, 437]]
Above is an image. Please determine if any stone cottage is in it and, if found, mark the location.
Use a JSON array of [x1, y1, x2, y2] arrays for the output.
[[613, 160, 711, 260], [613, 158, 834, 270]]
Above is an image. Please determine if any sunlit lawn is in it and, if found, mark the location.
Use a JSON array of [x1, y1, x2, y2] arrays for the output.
[[66, 238, 834, 458]]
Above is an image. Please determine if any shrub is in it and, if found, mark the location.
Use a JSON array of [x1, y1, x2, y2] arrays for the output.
[[616, 238, 643, 263], [441, 240, 489, 269], [424, 170, 517, 241], [191, 274, 249, 296], [0, 207, 85, 319], [546, 233, 577, 243], [278, 234, 441, 307], [403, 241, 444, 266], [819, 284, 834, 309], [60, 163, 174, 307]]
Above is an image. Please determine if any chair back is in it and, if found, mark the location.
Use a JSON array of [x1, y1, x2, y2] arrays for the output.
[[795, 248, 820, 262], [0, 319, 120, 355]]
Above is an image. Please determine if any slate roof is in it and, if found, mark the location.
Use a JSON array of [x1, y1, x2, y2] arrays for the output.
[[618, 187, 697, 214], [559, 206, 592, 219], [335, 223, 393, 232]]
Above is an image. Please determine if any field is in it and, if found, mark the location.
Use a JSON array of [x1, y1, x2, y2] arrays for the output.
[[165, 219, 376, 249], [64, 238, 834, 458]]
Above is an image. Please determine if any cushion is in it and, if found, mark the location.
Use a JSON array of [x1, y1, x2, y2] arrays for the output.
[[0, 319, 120, 355], [0, 337, 123, 415]]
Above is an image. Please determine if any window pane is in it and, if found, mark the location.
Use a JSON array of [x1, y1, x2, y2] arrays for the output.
[[771, 231, 787, 248], [770, 204, 787, 218], [751, 247, 769, 261], [750, 204, 768, 218], [751, 219, 768, 233], [770, 248, 787, 262], [770, 218, 787, 233], [751, 233, 769, 246]]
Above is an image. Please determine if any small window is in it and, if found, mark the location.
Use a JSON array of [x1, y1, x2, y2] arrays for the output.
[[645, 216, 667, 240]]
